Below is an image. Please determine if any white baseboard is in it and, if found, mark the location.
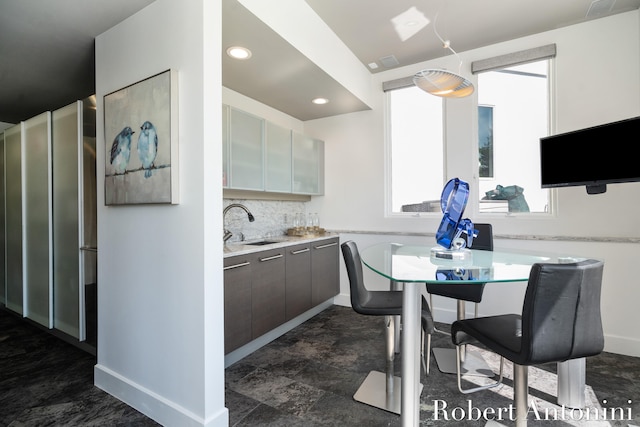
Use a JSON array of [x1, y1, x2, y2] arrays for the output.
[[94, 364, 229, 427], [602, 334, 640, 358], [333, 293, 350, 307]]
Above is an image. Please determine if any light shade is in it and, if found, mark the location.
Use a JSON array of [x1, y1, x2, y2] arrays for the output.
[[413, 69, 474, 98]]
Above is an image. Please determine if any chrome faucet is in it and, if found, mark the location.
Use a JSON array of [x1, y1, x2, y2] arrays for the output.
[[223, 203, 255, 242]]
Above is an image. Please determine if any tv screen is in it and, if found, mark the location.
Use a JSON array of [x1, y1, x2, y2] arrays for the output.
[[540, 116, 640, 194]]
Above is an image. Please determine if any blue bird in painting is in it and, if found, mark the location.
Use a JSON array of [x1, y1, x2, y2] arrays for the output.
[[137, 121, 158, 178], [110, 126, 134, 174]]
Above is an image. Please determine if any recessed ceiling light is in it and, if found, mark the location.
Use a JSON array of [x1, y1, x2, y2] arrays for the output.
[[226, 46, 252, 60], [312, 98, 329, 105]]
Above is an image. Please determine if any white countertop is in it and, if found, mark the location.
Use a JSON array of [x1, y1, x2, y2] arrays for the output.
[[223, 233, 338, 257]]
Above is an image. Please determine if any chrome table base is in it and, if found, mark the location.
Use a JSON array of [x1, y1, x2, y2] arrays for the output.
[[353, 371, 423, 415]]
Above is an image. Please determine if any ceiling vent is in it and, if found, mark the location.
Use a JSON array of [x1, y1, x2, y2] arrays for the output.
[[379, 55, 400, 68], [586, 0, 616, 17]]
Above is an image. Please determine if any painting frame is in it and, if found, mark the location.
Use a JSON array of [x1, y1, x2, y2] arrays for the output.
[[104, 69, 179, 205]]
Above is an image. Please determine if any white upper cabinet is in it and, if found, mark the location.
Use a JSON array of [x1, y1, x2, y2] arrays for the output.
[[222, 104, 229, 188], [229, 107, 264, 191], [265, 121, 292, 193], [223, 104, 324, 196], [293, 132, 324, 195]]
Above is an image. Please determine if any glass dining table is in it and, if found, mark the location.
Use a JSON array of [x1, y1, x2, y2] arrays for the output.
[[359, 242, 584, 427]]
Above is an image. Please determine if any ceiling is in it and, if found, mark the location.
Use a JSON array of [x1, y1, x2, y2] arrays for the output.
[[0, 0, 155, 125], [1, 0, 639, 124]]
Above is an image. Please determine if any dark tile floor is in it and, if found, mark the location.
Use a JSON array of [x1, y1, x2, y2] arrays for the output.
[[2, 306, 639, 426], [0, 308, 159, 427], [226, 306, 640, 427]]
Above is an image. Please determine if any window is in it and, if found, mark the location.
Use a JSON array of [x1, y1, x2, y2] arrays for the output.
[[476, 60, 551, 213], [385, 45, 555, 217], [478, 105, 494, 178], [387, 85, 444, 214]]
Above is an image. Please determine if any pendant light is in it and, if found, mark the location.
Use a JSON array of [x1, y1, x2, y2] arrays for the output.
[[413, 9, 474, 98]]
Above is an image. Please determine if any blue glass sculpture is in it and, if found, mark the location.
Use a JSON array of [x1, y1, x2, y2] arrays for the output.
[[432, 178, 476, 260]]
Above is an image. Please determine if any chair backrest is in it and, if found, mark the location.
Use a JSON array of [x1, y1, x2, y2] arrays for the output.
[[521, 259, 605, 365], [467, 223, 493, 251], [341, 240, 373, 315], [427, 223, 493, 303]]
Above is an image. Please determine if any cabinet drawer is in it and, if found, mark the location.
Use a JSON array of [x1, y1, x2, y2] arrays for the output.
[[285, 243, 312, 321], [252, 248, 286, 338], [224, 254, 253, 353], [311, 238, 340, 306]]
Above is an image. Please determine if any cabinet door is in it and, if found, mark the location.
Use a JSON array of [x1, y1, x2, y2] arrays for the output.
[[252, 248, 286, 338], [52, 102, 81, 338], [265, 121, 292, 193], [0, 132, 4, 306], [5, 124, 23, 314], [222, 104, 229, 188], [285, 243, 312, 321], [24, 112, 53, 328], [292, 133, 324, 195], [311, 238, 340, 306], [230, 108, 264, 190], [224, 254, 253, 354]]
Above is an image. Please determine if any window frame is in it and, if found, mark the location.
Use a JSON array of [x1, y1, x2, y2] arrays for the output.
[[382, 44, 558, 220], [474, 58, 555, 217], [384, 84, 446, 217]]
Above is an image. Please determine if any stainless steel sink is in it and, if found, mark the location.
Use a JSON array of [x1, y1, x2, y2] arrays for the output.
[[244, 240, 278, 246]]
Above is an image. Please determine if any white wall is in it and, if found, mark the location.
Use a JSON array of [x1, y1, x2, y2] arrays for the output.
[[307, 11, 640, 357], [94, 1, 227, 426]]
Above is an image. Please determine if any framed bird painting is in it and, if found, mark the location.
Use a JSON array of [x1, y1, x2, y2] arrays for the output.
[[104, 69, 179, 205]]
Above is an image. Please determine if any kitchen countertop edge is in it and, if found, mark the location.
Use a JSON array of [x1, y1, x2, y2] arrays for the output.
[[223, 233, 339, 257]]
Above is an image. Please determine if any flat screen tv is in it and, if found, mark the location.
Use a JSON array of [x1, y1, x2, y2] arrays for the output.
[[540, 116, 640, 194]]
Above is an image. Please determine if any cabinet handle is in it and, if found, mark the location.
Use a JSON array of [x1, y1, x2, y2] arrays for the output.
[[314, 242, 338, 250], [224, 261, 250, 271], [290, 248, 310, 255], [259, 254, 283, 262]]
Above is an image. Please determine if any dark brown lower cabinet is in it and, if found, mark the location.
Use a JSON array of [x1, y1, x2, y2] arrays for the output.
[[223, 254, 253, 354], [224, 236, 340, 355], [285, 243, 312, 321], [311, 237, 340, 306], [251, 248, 286, 338]]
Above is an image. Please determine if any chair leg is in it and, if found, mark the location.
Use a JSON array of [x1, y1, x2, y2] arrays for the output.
[[429, 293, 449, 335], [384, 316, 395, 395], [421, 328, 426, 374], [514, 364, 529, 427], [455, 344, 504, 394], [352, 315, 403, 414], [425, 333, 431, 374]]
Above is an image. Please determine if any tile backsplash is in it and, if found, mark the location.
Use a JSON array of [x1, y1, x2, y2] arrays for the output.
[[223, 199, 310, 242]]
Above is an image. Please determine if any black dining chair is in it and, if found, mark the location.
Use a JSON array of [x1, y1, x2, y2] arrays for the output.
[[427, 223, 493, 320], [341, 240, 435, 414], [451, 259, 605, 426], [428, 223, 493, 376]]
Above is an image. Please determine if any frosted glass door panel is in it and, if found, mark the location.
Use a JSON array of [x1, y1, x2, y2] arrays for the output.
[[222, 104, 229, 188], [83, 248, 97, 346], [52, 102, 81, 338], [230, 108, 263, 190], [82, 132, 98, 343], [0, 133, 5, 306], [292, 133, 324, 195], [5, 125, 23, 314], [265, 122, 292, 193], [23, 112, 53, 328], [83, 135, 97, 251]]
